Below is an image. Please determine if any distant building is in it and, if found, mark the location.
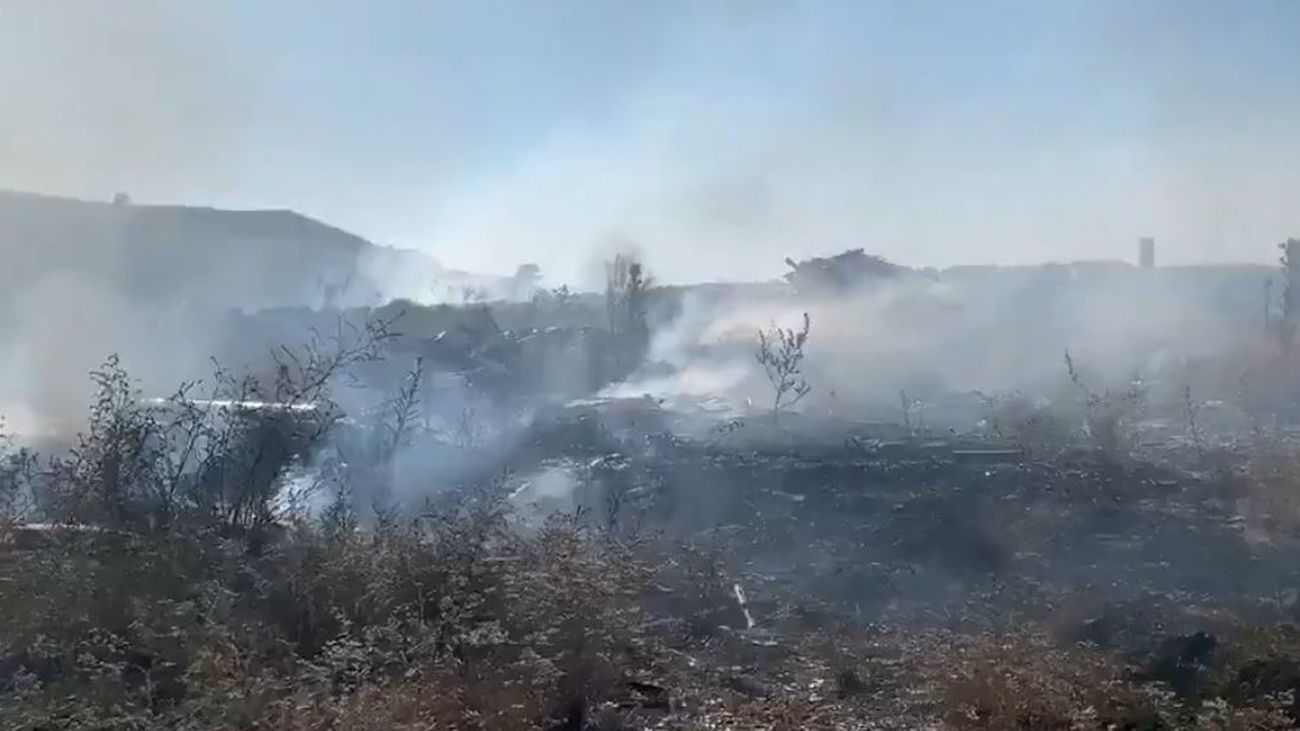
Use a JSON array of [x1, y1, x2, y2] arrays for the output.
[[1139, 237, 1155, 268]]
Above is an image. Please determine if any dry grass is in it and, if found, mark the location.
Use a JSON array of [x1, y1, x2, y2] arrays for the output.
[[0, 491, 659, 730]]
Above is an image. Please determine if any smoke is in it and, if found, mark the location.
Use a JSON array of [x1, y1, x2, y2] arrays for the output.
[[3, 3, 1300, 288], [0, 1, 244, 201], [0, 1, 1296, 442], [0, 269, 219, 437], [411, 2, 1300, 284], [614, 264, 1264, 425], [0, 1, 246, 435], [507, 463, 583, 526]]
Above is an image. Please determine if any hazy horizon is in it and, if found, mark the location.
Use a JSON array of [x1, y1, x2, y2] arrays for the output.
[[3, 1, 1299, 284]]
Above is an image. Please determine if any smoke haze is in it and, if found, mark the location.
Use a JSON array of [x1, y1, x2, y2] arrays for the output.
[[0, 0, 1296, 441], [3, 2, 1300, 284]]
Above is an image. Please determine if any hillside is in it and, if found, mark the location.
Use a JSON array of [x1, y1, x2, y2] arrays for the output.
[[0, 189, 437, 312]]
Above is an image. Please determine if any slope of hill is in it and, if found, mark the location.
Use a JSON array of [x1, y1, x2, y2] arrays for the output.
[[0, 189, 436, 312]]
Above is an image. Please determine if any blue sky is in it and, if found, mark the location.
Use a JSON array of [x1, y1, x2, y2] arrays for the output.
[[3, 1, 1300, 283]]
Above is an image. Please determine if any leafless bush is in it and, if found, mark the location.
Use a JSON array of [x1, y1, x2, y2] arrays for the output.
[[450, 406, 487, 450], [1064, 350, 1145, 458], [573, 454, 655, 536], [756, 312, 812, 422], [331, 355, 426, 515], [31, 312, 400, 535], [44, 354, 172, 530], [641, 537, 747, 638], [972, 391, 1073, 455]]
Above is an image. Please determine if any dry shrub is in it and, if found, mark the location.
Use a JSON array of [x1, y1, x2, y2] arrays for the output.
[[1063, 351, 1147, 460], [1201, 624, 1300, 723], [939, 632, 1162, 730], [0, 487, 658, 730], [701, 696, 861, 731], [638, 536, 750, 639], [937, 629, 1300, 731], [974, 392, 1073, 456], [1227, 443, 1300, 544], [0, 316, 675, 730]]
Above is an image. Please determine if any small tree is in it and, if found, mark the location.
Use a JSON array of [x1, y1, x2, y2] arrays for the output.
[[756, 312, 812, 422], [50, 354, 167, 529], [605, 253, 652, 377], [512, 263, 542, 301]]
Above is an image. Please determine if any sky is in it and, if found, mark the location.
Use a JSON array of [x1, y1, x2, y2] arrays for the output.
[[2, 0, 1299, 284]]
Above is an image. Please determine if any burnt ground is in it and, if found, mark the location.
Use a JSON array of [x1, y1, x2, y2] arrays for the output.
[[10, 395, 1300, 728], [502, 407, 1300, 728]]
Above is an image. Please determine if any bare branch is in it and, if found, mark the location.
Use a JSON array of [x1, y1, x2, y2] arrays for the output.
[[755, 312, 812, 422]]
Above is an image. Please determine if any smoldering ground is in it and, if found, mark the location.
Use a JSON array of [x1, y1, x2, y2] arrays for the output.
[[611, 261, 1266, 431]]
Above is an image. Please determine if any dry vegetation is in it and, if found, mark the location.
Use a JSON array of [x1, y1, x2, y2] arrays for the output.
[[10, 295, 1300, 730]]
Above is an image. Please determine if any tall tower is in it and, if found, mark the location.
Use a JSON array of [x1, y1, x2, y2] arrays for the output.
[[1138, 237, 1155, 268]]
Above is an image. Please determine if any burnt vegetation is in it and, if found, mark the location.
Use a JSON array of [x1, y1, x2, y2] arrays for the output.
[[9, 248, 1300, 730], [756, 312, 812, 423]]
